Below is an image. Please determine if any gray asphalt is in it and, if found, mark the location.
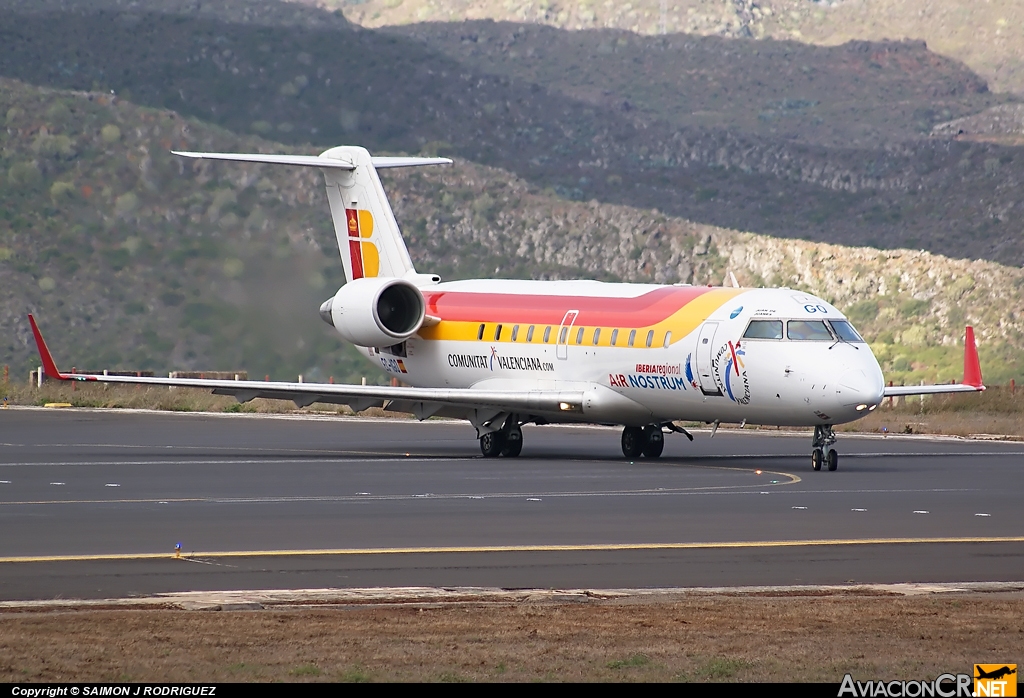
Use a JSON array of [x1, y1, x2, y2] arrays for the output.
[[1, 408, 1022, 600]]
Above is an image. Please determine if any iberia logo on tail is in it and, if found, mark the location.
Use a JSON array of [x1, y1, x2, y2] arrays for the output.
[[345, 208, 379, 278]]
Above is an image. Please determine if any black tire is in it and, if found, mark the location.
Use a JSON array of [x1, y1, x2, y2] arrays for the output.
[[621, 426, 644, 458], [811, 448, 823, 471], [827, 449, 838, 472], [480, 431, 505, 457], [641, 426, 664, 458], [500, 428, 523, 457]]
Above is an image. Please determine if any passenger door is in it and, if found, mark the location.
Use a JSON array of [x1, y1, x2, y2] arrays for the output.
[[696, 321, 722, 396]]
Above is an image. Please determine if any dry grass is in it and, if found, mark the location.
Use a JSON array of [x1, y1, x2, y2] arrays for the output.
[[0, 595, 1020, 682]]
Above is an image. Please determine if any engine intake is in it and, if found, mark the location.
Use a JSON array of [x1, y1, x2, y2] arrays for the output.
[[320, 277, 426, 347]]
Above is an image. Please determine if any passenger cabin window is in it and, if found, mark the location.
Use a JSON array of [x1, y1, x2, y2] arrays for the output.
[[559, 327, 568, 344], [743, 320, 784, 340], [628, 330, 637, 347], [663, 331, 672, 348], [592, 328, 601, 345], [494, 324, 502, 341], [477, 324, 485, 340], [575, 327, 584, 345], [787, 320, 833, 341], [611, 329, 619, 346], [527, 325, 535, 342], [645, 330, 654, 348], [543, 326, 552, 343], [511, 325, 519, 342], [829, 320, 865, 343]]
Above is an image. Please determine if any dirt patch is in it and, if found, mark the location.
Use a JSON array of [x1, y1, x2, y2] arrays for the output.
[[1, 593, 1021, 682]]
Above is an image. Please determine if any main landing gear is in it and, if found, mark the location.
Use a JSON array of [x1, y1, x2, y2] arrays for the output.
[[621, 425, 665, 459], [479, 418, 524, 458], [811, 424, 838, 472]]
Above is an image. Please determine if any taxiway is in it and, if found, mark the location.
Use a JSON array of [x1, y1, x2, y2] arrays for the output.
[[1, 409, 1021, 600]]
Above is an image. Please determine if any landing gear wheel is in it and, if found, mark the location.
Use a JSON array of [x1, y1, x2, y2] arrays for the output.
[[641, 425, 664, 458], [811, 424, 837, 472], [621, 426, 644, 458], [500, 426, 523, 457], [826, 449, 838, 472], [480, 431, 505, 458]]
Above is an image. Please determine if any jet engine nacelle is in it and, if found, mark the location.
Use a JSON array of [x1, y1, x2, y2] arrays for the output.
[[319, 277, 426, 347]]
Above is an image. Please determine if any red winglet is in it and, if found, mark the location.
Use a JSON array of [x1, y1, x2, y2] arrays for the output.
[[27, 315, 68, 380], [962, 325, 984, 389]]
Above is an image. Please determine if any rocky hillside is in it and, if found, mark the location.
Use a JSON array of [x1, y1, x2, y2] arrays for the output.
[[3, 79, 1021, 386], [933, 104, 1024, 146], [320, 0, 1024, 96], [2, 0, 1024, 268], [385, 20, 1003, 147]]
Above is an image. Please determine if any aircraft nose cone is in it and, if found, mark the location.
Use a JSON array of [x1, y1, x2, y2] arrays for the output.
[[838, 368, 884, 407]]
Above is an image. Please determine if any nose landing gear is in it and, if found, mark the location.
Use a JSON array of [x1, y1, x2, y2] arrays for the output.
[[811, 424, 838, 471]]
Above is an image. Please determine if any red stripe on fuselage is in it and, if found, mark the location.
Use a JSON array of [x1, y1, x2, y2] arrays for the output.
[[422, 286, 713, 326]]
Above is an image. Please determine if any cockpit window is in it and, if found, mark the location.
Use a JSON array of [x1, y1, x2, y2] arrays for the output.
[[742, 320, 784, 340], [829, 320, 865, 343], [787, 320, 833, 341]]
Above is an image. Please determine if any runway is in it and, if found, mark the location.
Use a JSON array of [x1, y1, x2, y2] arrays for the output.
[[1, 408, 1022, 600]]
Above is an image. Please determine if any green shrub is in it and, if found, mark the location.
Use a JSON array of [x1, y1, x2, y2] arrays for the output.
[[101, 124, 121, 143], [8, 161, 42, 189]]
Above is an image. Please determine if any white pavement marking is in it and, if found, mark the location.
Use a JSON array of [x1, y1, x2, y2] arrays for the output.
[[975, 513, 992, 517], [913, 510, 930, 514]]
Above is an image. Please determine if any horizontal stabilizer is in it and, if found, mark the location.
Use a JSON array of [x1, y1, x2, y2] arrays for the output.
[[370, 156, 453, 169], [172, 151, 356, 169], [172, 151, 452, 170]]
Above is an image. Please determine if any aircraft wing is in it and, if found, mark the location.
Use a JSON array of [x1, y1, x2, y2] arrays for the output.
[[27, 316, 583, 419], [882, 326, 985, 397]]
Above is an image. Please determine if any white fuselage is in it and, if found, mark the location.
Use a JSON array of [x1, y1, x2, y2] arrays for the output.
[[357, 281, 886, 428]]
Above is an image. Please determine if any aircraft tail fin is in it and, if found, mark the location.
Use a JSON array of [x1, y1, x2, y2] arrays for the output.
[[173, 147, 451, 283]]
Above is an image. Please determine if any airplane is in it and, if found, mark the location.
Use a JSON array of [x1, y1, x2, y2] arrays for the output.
[[975, 666, 1016, 681], [27, 145, 986, 471]]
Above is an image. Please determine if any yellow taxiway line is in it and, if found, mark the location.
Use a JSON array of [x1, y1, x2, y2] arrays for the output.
[[3, 536, 1024, 564]]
